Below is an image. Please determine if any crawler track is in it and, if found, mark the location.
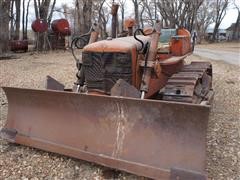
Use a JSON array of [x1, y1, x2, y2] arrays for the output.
[[161, 62, 213, 103]]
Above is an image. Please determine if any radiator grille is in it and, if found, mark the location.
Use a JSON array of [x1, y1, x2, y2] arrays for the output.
[[82, 52, 132, 93]]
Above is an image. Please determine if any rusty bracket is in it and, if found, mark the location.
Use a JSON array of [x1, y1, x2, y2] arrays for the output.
[[111, 79, 140, 98], [170, 168, 207, 180], [45, 76, 65, 91], [0, 128, 17, 143]]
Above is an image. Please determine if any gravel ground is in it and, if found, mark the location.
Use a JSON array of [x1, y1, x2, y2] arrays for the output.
[[0, 48, 240, 179], [196, 41, 240, 53]]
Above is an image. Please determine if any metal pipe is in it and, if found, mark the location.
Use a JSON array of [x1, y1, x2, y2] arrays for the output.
[[140, 21, 161, 96], [111, 3, 119, 38]]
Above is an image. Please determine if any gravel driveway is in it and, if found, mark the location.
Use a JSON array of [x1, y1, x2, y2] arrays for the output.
[[0, 50, 239, 179], [194, 48, 240, 66]]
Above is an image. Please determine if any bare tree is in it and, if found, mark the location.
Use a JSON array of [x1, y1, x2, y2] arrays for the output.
[[15, 0, 21, 39], [83, 0, 93, 33], [185, 0, 204, 32], [139, 3, 146, 28], [132, 0, 140, 27], [40, 0, 51, 21], [119, 0, 126, 32], [93, 0, 109, 39], [23, 0, 31, 39], [0, 0, 10, 54], [140, 0, 155, 26], [196, 0, 214, 43], [157, 0, 180, 28], [157, 0, 203, 31], [75, 0, 81, 34], [47, 0, 56, 25], [61, 4, 69, 19], [75, 0, 93, 34], [34, 0, 39, 18], [22, 0, 25, 39], [232, 0, 240, 40], [99, 2, 110, 38], [212, 0, 229, 41], [32, 0, 53, 21], [10, 0, 15, 40], [72, 0, 110, 37], [32, 0, 57, 50]]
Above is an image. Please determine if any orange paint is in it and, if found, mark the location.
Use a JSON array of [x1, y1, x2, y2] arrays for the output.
[[170, 28, 191, 56]]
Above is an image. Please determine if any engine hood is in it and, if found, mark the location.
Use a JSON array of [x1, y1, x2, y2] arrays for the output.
[[83, 35, 151, 53]]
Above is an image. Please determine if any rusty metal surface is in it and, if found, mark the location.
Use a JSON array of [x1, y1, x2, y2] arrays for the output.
[[140, 24, 161, 98], [162, 62, 212, 103], [0, 128, 17, 143], [1, 87, 210, 179], [111, 3, 119, 38], [170, 168, 207, 180], [51, 18, 71, 36], [83, 35, 150, 53], [82, 52, 132, 94], [110, 79, 140, 98], [10, 40, 28, 52], [45, 76, 65, 91]]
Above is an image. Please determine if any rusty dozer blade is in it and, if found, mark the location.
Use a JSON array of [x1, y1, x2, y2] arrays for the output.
[[1, 87, 210, 179]]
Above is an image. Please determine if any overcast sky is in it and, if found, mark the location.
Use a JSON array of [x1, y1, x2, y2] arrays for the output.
[[27, 0, 240, 29]]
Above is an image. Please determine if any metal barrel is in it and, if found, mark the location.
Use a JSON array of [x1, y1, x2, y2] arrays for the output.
[[51, 19, 71, 36], [1, 87, 210, 179]]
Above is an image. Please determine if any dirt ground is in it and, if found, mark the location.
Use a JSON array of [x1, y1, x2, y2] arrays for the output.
[[0, 43, 240, 179], [194, 44, 239, 66], [196, 41, 240, 53]]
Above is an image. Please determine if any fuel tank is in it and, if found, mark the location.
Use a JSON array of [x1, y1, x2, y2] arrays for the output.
[[51, 18, 71, 36]]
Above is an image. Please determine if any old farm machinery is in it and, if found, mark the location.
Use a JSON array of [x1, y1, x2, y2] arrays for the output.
[[1, 20, 213, 179]]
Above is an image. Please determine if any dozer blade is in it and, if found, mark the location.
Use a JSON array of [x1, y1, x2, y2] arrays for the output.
[[1, 87, 210, 179]]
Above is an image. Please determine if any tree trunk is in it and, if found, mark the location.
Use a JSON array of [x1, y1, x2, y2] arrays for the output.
[[10, 0, 15, 40], [15, 0, 21, 40], [22, 0, 25, 40], [140, 5, 145, 28], [34, 0, 39, 19], [75, 0, 81, 35], [38, 0, 51, 51], [96, 0, 108, 39], [39, 0, 51, 21], [232, 11, 240, 40], [77, 0, 93, 34], [132, 0, 139, 28], [82, 0, 93, 33], [212, 23, 219, 42], [121, 6, 124, 32], [0, 1, 10, 54], [212, 0, 229, 42], [24, 0, 31, 40], [48, 0, 56, 25]]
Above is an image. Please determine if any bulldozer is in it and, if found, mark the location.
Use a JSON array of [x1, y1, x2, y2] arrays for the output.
[[1, 21, 213, 179]]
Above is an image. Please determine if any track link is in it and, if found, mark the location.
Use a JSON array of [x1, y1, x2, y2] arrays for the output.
[[161, 62, 213, 104]]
